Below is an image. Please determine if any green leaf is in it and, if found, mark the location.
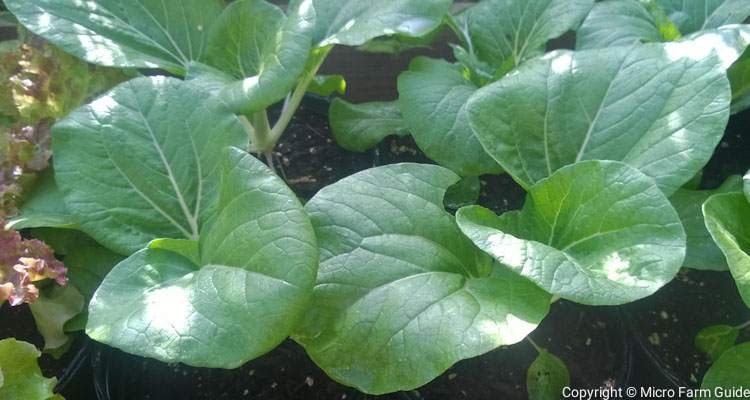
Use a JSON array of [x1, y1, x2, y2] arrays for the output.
[[62, 239, 124, 332], [729, 47, 750, 113], [356, 26, 443, 54], [398, 57, 501, 177], [643, 0, 682, 41], [695, 325, 740, 363], [329, 98, 408, 152], [29, 286, 84, 353], [462, 0, 594, 70], [700, 343, 750, 399], [52, 77, 246, 255], [86, 148, 318, 368], [467, 43, 730, 196], [148, 238, 200, 266], [5, 0, 223, 72], [0, 338, 58, 400], [295, 0, 452, 48], [457, 160, 686, 306], [6, 168, 78, 230], [297, 163, 551, 394], [659, 0, 750, 33], [444, 176, 481, 210], [527, 349, 570, 400], [204, 0, 314, 115], [703, 192, 750, 308], [577, 0, 667, 50], [670, 175, 742, 271], [308, 75, 346, 96]]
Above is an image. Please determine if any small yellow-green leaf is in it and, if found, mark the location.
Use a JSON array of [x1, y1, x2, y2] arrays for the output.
[[695, 325, 740, 363], [527, 350, 570, 400]]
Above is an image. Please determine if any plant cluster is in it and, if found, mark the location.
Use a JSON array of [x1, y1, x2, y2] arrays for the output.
[[1, 0, 750, 398]]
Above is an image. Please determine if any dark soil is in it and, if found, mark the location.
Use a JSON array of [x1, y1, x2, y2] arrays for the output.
[[625, 269, 750, 388], [269, 96, 376, 200], [626, 269, 750, 386], [701, 108, 750, 189]]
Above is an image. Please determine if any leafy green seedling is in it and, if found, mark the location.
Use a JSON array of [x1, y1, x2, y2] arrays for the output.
[[695, 324, 747, 363], [527, 339, 571, 400], [332, 0, 595, 177]]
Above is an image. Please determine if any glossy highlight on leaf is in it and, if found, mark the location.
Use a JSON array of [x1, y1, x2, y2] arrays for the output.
[[457, 160, 686, 306], [297, 163, 550, 394]]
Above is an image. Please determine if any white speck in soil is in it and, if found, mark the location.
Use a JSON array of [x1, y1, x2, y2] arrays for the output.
[[243, 389, 249, 396], [271, 382, 278, 389], [249, 369, 255, 376], [448, 373, 457, 380], [648, 332, 661, 346], [660, 311, 669, 320], [585, 338, 592, 346], [305, 376, 314, 387]]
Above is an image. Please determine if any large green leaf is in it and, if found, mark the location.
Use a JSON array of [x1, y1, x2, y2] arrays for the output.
[[670, 175, 742, 271], [295, 0, 452, 47], [457, 160, 685, 306], [700, 342, 750, 399], [52, 77, 246, 255], [329, 99, 408, 152], [5, 0, 223, 72], [0, 339, 58, 400], [297, 163, 550, 394], [467, 43, 730, 196], [462, 0, 593, 70], [398, 57, 501, 177], [86, 148, 318, 368], [659, 0, 750, 33], [703, 192, 750, 308], [203, 0, 314, 115]]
